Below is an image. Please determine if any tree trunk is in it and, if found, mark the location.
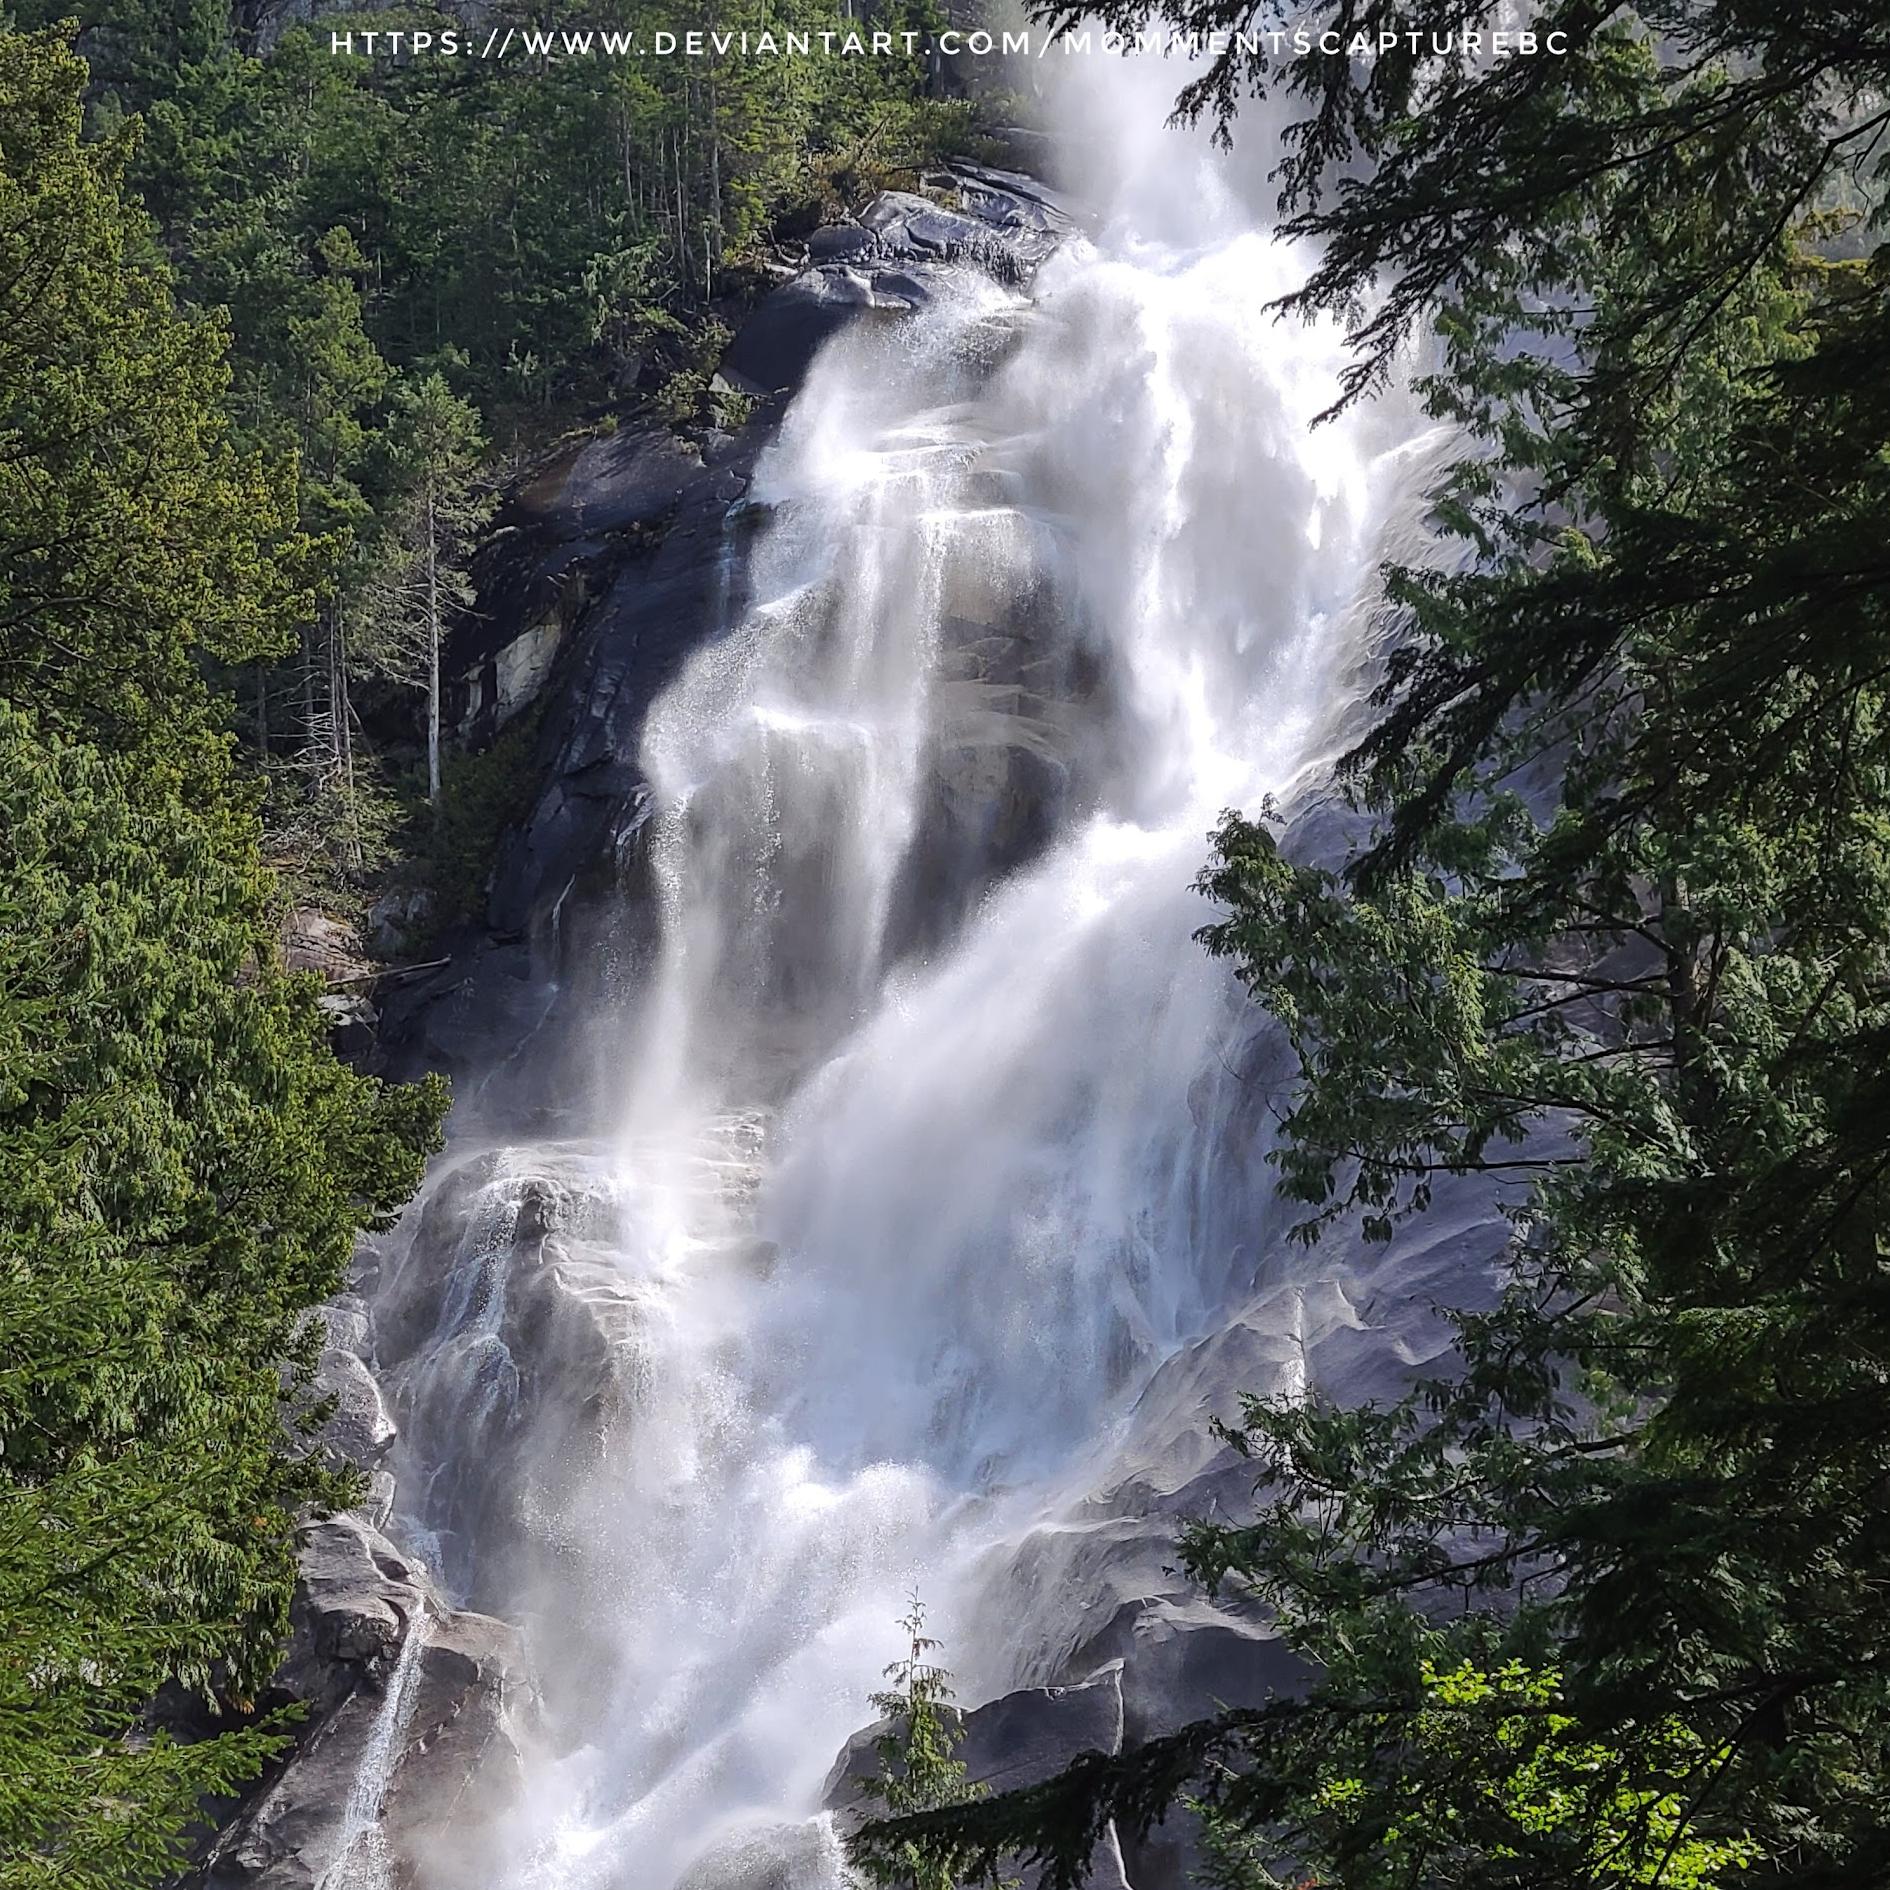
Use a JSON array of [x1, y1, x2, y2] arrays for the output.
[[299, 616, 317, 746], [426, 478, 442, 806], [335, 601, 360, 869], [325, 600, 345, 770]]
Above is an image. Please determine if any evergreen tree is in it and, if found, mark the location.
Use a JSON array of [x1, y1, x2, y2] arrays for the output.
[[0, 30, 445, 1880], [856, 1599, 990, 1890], [373, 370, 491, 805]]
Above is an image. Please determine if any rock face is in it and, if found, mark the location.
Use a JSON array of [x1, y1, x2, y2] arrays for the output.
[[193, 1515, 536, 1890]]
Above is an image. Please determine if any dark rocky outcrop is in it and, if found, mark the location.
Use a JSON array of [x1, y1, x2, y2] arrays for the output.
[[719, 168, 1076, 398]]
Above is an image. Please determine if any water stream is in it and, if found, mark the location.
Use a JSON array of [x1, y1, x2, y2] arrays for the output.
[[381, 50, 1439, 1890]]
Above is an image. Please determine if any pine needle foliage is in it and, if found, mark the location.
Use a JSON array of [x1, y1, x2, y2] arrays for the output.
[[853, 1599, 998, 1890]]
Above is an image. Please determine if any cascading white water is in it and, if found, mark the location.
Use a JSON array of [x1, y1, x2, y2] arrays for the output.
[[323, 1606, 431, 1890], [385, 49, 1440, 1890]]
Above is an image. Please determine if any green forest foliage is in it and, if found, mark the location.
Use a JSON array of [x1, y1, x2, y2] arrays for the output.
[[0, 29, 444, 1881], [850, 4, 1890, 1889], [7, 0, 970, 908]]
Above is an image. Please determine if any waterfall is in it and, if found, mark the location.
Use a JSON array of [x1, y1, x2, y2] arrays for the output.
[[379, 48, 1440, 1890]]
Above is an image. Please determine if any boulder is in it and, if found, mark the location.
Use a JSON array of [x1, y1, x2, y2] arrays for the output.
[[312, 1347, 396, 1469], [280, 1515, 426, 1707], [719, 263, 934, 398], [720, 168, 1077, 402], [805, 221, 877, 263], [860, 190, 1030, 281], [365, 887, 435, 961], [675, 1820, 848, 1890], [317, 1293, 374, 1359], [281, 909, 369, 982]]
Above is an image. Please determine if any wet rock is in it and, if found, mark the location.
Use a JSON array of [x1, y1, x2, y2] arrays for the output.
[[375, 161, 1080, 1111], [194, 1515, 535, 1890], [860, 189, 1033, 282], [355, 1467, 397, 1531], [312, 1346, 396, 1468], [381, 1614, 535, 1889], [371, 1144, 653, 1607], [518, 425, 705, 545], [675, 1819, 847, 1890], [883, 607, 1106, 965], [948, 161, 1079, 259]]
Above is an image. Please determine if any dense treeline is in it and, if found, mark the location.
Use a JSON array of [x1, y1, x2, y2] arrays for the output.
[[851, 3, 1890, 1888], [0, 3, 970, 1879], [0, 29, 445, 1880], [11, 0, 971, 908]]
